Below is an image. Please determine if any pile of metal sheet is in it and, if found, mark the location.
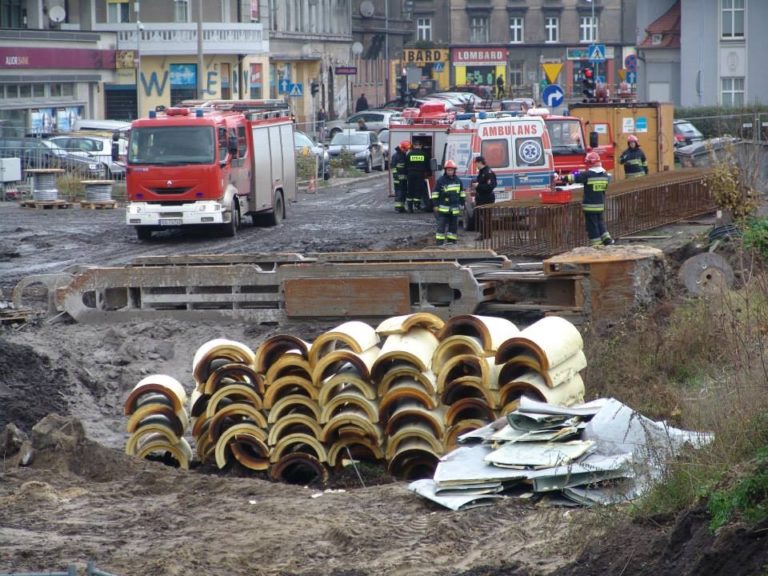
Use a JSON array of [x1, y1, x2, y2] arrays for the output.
[[409, 396, 714, 510], [123, 374, 192, 469]]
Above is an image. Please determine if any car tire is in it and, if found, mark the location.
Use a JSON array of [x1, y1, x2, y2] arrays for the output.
[[365, 156, 372, 173]]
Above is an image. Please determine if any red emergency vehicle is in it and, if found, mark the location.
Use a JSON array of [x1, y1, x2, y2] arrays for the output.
[[123, 100, 296, 241]]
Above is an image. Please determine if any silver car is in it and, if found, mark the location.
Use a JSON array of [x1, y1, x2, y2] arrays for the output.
[[323, 110, 402, 140], [294, 130, 330, 180], [327, 130, 385, 173]]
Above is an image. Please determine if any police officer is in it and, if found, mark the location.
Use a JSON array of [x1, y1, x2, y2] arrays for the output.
[[405, 141, 430, 212], [431, 159, 465, 246], [569, 151, 614, 247], [391, 141, 409, 212], [619, 135, 648, 178], [471, 156, 496, 237]]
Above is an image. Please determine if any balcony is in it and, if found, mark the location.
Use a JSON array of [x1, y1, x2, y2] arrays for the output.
[[101, 22, 268, 56]]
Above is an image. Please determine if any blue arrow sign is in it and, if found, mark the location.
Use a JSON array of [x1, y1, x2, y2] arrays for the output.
[[626, 71, 637, 84], [588, 43, 606, 62], [279, 78, 290, 94], [542, 84, 564, 108], [288, 82, 303, 97]]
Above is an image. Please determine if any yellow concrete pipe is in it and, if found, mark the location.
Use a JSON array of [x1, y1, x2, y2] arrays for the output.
[[265, 355, 312, 386], [318, 370, 378, 404], [370, 328, 439, 383], [495, 316, 584, 372], [267, 412, 323, 447], [309, 321, 380, 367], [319, 389, 379, 424], [192, 338, 257, 388], [435, 354, 498, 393], [377, 366, 437, 398], [254, 334, 311, 375], [124, 374, 188, 416], [262, 374, 317, 410], [385, 403, 446, 440], [311, 345, 380, 388], [270, 432, 328, 464], [135, 435, 193, 470], [498, 372, 585, 413], [375, 312, 445, 336], [202, 362, 264, 396], [437, 315, 520, 355], [267, 394, 321, 424], [379, 382, 439, 424]]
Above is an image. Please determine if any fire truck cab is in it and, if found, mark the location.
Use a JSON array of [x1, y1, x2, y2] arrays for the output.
[[124, 100, 296, 241]]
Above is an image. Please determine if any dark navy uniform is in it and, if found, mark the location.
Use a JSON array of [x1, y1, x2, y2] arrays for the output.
[[391, 147, 407, 212], [405, 147, 430, 212], [571, 167, 613, 246], [619, 146, 648, 178]]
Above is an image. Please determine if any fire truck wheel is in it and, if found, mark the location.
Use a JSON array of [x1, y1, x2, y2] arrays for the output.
[[222, 201, 240, 237], [265, 191, 284, 227], [135, 227, 153, 241]]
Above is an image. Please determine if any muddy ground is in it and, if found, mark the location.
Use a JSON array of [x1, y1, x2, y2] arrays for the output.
[[1, 174, 766, 575]]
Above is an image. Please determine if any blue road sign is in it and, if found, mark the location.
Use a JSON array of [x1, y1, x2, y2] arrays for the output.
[[588, 43, 606, 62], [278, 78, 290, 94], [626, 71, 637, 84], [288, 82, 304, 97], [624, 54, 637, 72], [542, 84, 564, 108], [433, 62, 444, 72]]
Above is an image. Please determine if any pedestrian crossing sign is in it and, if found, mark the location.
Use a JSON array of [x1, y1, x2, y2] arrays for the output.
[[588, 44, 606, 62]]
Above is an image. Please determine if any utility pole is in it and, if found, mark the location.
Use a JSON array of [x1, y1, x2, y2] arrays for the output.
[[385, 0, 390, 102], [135, 1, 141, 118], [197, 0, 204, 100]]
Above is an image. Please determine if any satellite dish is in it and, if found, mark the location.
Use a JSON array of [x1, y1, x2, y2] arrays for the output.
[[351, 42, 364, 56], [48, 5, 66, 23], [359, 0, 375, 17]]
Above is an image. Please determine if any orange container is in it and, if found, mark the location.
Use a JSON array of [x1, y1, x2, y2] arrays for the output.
[[540, 188, 572, 204]]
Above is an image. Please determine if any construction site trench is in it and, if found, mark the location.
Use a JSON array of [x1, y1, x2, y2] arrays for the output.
[[2, 171, 760, 576]]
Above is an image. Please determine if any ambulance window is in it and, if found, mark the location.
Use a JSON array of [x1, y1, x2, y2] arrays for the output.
[[480, 139, 509, 168], [237, 126, 247, 158], [446, 140, 472, 171], [515, 137, 546, 167]]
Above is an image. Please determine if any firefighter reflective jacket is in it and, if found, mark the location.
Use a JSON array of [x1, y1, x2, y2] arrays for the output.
[[432, 173, 465, 214], [619, 146, 648, 178], [392, 148, 407, 183], [405, 149, 430, 177], [572, 167, 609, 213]]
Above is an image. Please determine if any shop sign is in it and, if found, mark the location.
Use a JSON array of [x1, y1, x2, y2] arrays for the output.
[[0, 47, 115, 69], [403, 49, 448, 65], [451, 48, 509, 66]]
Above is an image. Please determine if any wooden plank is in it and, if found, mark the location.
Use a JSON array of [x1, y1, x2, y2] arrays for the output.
[[284, 276, 411, 317]]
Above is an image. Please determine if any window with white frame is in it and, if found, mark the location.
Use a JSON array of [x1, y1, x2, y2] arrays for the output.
[[721, 0, 745, 39], [509, 16, 524, 44], [721, 77, 745, 107], [544, 16, 559, 43], [106, 0, 130, 24], [174, 0, 189, 23], [417, 17, 432, 42], [508, 61, 524, 87], [579, 15, 598, 43], [470, 16, 489, 43]]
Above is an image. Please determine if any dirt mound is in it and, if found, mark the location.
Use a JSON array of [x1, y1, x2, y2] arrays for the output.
[[0, 338, 68, 433], [550, 506, 768, 576]]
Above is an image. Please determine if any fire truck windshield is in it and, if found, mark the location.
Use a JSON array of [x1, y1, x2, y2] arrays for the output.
[[128, 126, 215, 165], [545, 119, 585, 155]]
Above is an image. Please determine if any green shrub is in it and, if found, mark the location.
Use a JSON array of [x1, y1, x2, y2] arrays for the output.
[[330, 148, 361, 177], [709, 446, 768, 531], [296, 152, 317, 181], [743, 217, 768, 259]]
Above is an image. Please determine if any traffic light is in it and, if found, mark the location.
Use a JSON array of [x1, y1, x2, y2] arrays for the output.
[[310, 80, 319, 97], [582, 67, 595, 101]]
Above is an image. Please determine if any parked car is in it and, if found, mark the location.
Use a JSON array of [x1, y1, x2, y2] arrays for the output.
[[378, 129, 391, 169], [0, 136, 107, 179], [294, 130, 330, 180], [429, 92, 489, 110], [500, 98, 537, 114], [49, 131, 127, 178], [673, 119, 704, 148], [323, 110, 402, 140], [327, 130, 386, 173]]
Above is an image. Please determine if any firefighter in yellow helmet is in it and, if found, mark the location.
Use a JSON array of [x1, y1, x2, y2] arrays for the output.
[[431, 159, 465, 246]]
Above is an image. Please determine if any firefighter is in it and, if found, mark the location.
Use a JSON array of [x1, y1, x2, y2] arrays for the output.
[[391, 141, 409, 212], [568, 151, 614, 247], [431, 159, 465, 246], [405, 140, 431, 213], [619, 134, 648, 178]]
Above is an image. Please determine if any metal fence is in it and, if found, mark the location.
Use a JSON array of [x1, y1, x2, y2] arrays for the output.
[[475, 170, 715, 257]]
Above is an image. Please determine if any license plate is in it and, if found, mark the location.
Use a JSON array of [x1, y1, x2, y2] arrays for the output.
[[159, 218, 183, 226], [496, 191, 511, 202]]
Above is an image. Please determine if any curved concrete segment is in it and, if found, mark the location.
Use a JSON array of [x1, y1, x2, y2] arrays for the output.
[[215, 423, 270, 470], [437, 315, 519, 355], [205, 383, 264, 416], [377, 366, 437, 398], [267, 413, 323, 446], [124, 374, 188, 415], [135, 435, 192, 470], [435, 354, 497, 393], [270, 452, 328, 484], [208, 403, 268, 444], [495, 316, 584, 372], [371, 328, 439, 383], [263, 375, 317, 409], [499, 372, 585, 414], [445, 397, 496, 427], [319, 389, 380, 424], [268, 395, 321, 424], [202, 363, 264, 396], [386, 437, 441, 480], [270, 432, 328, 464], [379, 382, 439, 424], [375, 312, 445, 336], [309, 321, 380, 367], [327, 439, 384, 468], [312, 346, 379, 388], [265, 356, 312, 387], [318, 370, 378, 405], [192, 338, 256, 386], [385, 403, 446, 439], [254, 334, 311, 375]]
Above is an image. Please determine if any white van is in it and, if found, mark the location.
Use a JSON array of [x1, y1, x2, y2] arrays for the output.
[[73, 119, 131, 134]]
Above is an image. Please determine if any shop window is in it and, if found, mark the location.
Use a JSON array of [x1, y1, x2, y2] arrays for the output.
[[32, 85, 44, 97]]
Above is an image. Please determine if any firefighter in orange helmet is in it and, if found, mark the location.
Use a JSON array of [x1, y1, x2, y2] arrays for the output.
[[619, 134, 648, 178], [568, 151, 614, 247], [431, 159, 465, 246]]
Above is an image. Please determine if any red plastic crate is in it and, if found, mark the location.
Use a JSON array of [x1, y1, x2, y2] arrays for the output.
[[540, 188, 572, 204]]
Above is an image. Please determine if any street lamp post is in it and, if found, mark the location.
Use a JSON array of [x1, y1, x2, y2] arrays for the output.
[[384, 0, 389, 103], [135, 1, 142, 118]]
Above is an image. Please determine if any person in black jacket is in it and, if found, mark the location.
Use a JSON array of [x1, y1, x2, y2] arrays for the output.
[[405, 141, 431, 212], [431, 159, 465, 246], [355, 93, 369, 112], [471, 156, 496, 237], [569, 151, 614, 247], [391, 141, 409, 212], [619, 135, 648, 178]]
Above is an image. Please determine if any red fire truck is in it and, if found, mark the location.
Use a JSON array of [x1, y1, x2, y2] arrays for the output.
[[123, 100, 296, 241]]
